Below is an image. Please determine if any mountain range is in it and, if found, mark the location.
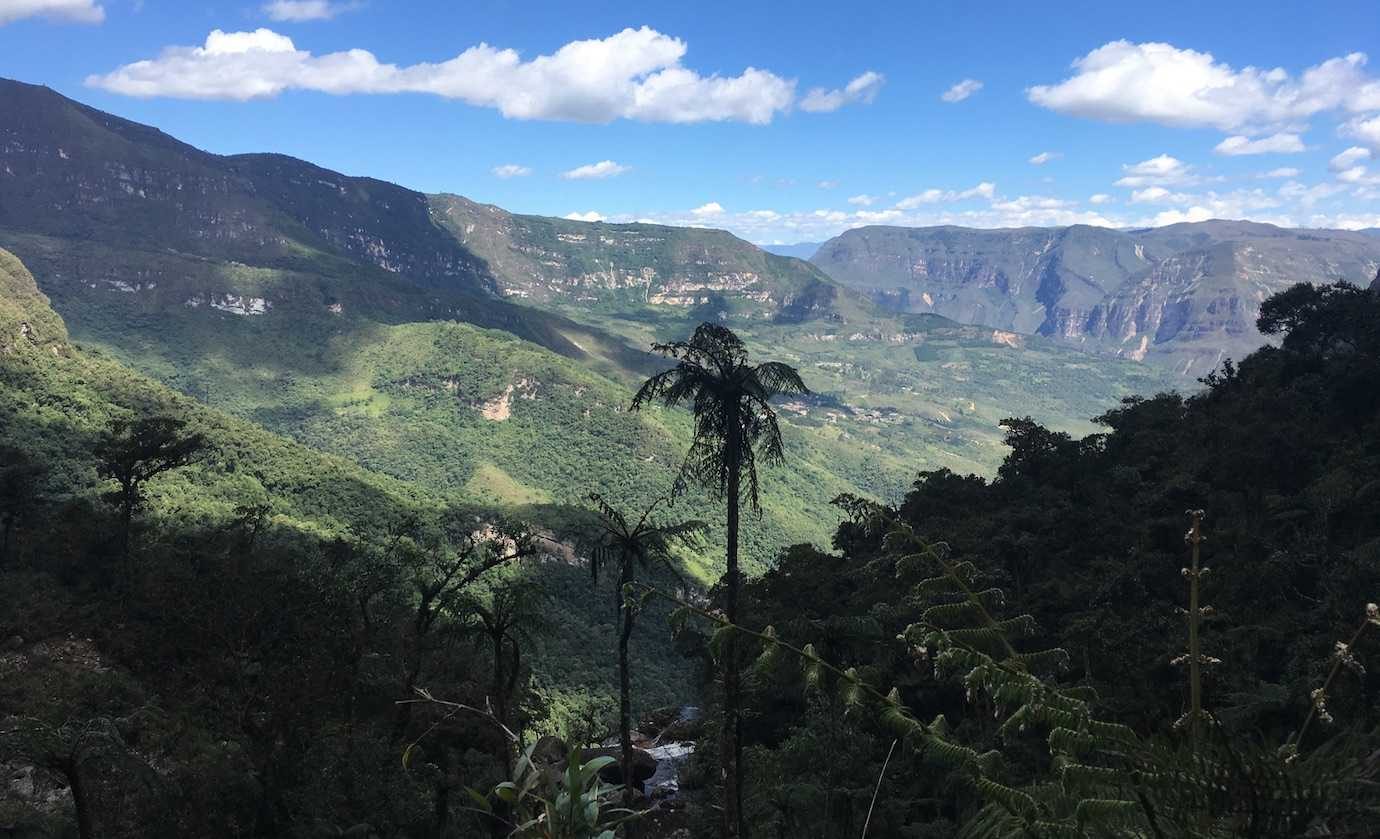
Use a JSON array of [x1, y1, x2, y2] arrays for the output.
[[811, 221, 1380, 375], [11, 73, 1369, 535], [0, 77, 1174, 562]]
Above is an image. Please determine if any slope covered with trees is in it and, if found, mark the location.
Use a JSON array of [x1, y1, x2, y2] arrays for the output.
[[703, 280, 1380, 837]]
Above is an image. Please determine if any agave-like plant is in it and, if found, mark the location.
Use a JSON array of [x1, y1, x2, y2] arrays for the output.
[[469, 743, 637, 839]]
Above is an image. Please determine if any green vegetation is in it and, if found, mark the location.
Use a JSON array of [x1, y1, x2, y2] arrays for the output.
[[7, 78, 1380, 839], [631, 323, 810, 838], [687, 280, 1380, 837]]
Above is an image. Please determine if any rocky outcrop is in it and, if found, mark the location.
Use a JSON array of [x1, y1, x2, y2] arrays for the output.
[[430, 193, 844, 322]]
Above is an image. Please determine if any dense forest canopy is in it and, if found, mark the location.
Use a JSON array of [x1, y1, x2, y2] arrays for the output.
[[4, 266, 1380, 835]]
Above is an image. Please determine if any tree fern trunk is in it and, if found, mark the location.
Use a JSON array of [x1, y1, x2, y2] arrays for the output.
[[722, 420, 744, 839], [63, 759, 94, 839], [620, 560, 637, 837]]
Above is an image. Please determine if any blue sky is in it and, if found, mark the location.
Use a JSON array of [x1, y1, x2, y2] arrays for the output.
[[2, 0, 1379, 242]]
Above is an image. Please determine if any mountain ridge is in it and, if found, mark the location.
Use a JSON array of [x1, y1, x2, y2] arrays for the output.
[[811, 220, 1380, 374]]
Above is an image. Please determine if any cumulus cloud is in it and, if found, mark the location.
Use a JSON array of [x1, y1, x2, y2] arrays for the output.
[[1029, 41, 1380, 132], [561, 160, 629, 180], [847, 194, 876, 206], [1214, 132, 1306, 155], [1328, 146, 1372, 183], [1344, 114, 1380, 149], [800, 70, 885, 113], [1114, 154, 1200, 187], [1028, 151, 1062, 165], [1259, 167, 1301, 178], [1089, 193, 1113, 205], [940, 79, 983, 103], [1130, 186, 1190, 204], [564, 211, 605, 222], [1148, 206, 1215, 226], [87, 26, 809, 124], [690, 202, 725, 217], [492, 164, 532, 178], [0, 0, 104, 25], [1330, 146, 1371, 170], [262, 1, 355, 21], [895, 182, 995, 209], [1278, 180, 1348, 207]]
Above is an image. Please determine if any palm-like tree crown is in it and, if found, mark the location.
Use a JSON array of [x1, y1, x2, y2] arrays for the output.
[[631, 322, 809, 511], [587, 494, 705, 585]]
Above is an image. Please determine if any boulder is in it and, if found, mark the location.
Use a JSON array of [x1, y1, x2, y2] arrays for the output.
[[580, 745, 658, 790]]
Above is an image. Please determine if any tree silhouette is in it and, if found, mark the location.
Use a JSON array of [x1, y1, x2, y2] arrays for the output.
[[466, 575, 546, 753], [93, 416, 210, 560], [0, 445, 46, 565], [587, 493, 705, 826], [631, 322, 808, 838]]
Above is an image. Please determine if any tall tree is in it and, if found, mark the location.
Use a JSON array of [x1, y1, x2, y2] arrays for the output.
[[0, 445, 45, 565], [588, 493, 705, 826], [631, 322, 808, 839], [93, 416, 210, 560]]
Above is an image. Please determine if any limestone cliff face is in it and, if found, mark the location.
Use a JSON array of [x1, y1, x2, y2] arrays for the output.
[[429, 194, 842, 322], [813, 221, 1380, 373]]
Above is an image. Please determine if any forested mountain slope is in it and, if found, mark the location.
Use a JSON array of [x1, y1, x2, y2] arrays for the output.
[[0, 79, 1172, 566]]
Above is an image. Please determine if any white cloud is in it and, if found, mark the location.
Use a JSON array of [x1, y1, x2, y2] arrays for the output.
[[1343, 114, 1380, 149], [564, 211, 605, 222], [1130, 186, 1190, 204], [940, 78, 983, 103], [1213, 132, 1305, 155], [492, 163, 532, 178], [1089, 193, 1113, 205], [847, 194, 876, 206], [561, 160, 629, 180], [1278, 179, 1347, 207], [800, 70, 885, 113], [87, 26, 808, 124], [1330, 146, 1371, 170], [1114, 154, 1199, 187], [1328, 146, 1372, 184], [1307, 212, 1380, 230], [262, 1, 354, 21], [1029, 41, 1380, 132], [1258, 167, 1301, 178], [894, 182, 995, 209], [1148, 206, 1215, 226], [817, 180, 839, 189], [690, 202, 724, 217], [0, 0, 103, 24], [1028, 151, 1062, 165]]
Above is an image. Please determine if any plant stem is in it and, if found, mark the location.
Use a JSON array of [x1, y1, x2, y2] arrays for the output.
[[1187, 510, 1204, 749], [861, 739, 897, 839]]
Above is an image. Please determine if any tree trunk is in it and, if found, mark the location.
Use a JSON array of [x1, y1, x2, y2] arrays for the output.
[[118, 483, 136, 562], [492, 633, 512, 775], [721, 418, 744, 839], [62, 759, 94, 839], [619, 560, 637, 836], [433, 746, 452, 839]]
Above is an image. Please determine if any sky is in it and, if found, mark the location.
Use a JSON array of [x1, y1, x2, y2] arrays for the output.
[[2, 0, 1380, 244]]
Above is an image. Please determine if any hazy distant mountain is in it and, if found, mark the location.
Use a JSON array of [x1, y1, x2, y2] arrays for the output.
[[812, 221, 1380, 374], [761, 242, 824, 260]]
